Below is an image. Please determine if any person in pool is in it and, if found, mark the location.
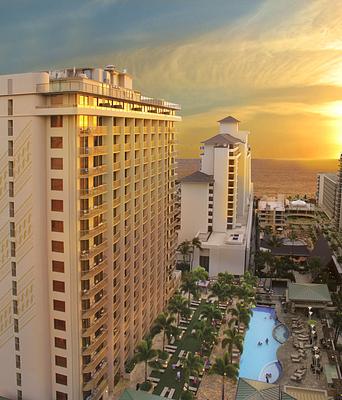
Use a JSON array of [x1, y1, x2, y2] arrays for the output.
[[258, 341, 263, 346], [265, 338, 269, 344]]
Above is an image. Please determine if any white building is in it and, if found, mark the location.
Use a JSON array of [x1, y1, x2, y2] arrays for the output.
[[258, 195, 286, 232], [179, 116, 253, 276], [0, 67, 180, 400]]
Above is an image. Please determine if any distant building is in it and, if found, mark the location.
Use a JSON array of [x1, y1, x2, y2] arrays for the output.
[[317, 153, 342, 231], [258, 195, 286, 232], [179, 116, 253, 276]]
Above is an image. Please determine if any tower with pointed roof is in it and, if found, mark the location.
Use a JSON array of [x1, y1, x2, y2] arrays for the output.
[[179, 116, 253, 276]]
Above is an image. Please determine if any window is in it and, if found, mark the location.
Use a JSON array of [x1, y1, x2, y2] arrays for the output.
[[9, 182, 14, 197], [52, 241, 64, 253], [53, 280, 65, 293], [55, 337, 67, 349], [11, 262, 16, 276], [16, 355, 21, 369], [12, 281, 17, 296], [9, 201, 14, 217], [54, 299, 65, 312], [55, 355, 67, 368], [11, 242, 16, 257], [8, 140, 13, 156], [51, 178, 63, 191], [13, 300, 18, 314], [14, 319, 19, 333], [8, 120, 13, 136], [54, 319, 66, 331], [8, 99, 13, 115], [56, 373, 67, 385], [8, 161, 13, 177], [51, 158, 63, 170], [51, 199, 63, 212], [56, 391, 68, 400], [17, 390, 22, 400], [15, 337, 20, 351], [51, 116, 63, 128], [52, 260, 64, 273], [51, 136, 63, 148], [51, 220, 64, 233], [16, 373, 21, 386]]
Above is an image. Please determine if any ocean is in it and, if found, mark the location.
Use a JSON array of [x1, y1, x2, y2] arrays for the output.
[[177, 158, 338, 198]]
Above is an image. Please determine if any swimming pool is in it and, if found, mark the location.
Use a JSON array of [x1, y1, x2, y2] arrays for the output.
[[239, 306, 283, 383]]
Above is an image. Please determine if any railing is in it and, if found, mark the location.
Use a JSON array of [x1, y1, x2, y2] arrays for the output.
[[36, 79, 181, 110], [80, 240, 108, 260], [79, 146, 107, 156], [79, 127, 107, 136], [80, 222, 107, 239], [80, 184, 108, 197], [80, 165, 108, 177], [80, 203, 107, 219]]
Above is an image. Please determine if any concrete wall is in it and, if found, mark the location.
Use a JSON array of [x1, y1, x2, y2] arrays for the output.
[[179, 182, 209, 242], [206, 245, 246, 276], [213, 147, 229, 232]]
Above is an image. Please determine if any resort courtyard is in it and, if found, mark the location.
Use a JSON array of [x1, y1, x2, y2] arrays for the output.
[[114, 270, 341, 400]]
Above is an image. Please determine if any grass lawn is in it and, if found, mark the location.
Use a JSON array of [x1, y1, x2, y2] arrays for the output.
[[152, 300, 218, 399]]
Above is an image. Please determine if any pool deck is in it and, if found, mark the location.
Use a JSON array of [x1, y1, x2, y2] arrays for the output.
[[275, 303, 331, 392]]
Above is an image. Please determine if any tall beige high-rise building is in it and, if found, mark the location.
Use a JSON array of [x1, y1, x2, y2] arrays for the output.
[[0, 66, 181, 400]]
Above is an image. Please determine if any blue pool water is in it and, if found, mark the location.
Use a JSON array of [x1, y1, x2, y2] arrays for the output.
[[239, 307, 282, 383]]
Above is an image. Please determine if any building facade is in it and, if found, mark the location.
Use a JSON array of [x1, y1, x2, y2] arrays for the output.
[[179, 116, 253, 276], [257, 195, 286, 232], [0, 67, 180, 400], [317, 153, 342, 231]]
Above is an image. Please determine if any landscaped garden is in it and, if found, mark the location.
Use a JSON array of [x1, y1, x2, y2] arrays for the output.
[[129, 268, 258, 400]]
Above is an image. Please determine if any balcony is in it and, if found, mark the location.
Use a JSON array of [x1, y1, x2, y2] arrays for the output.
[[80, 240, 108, 260], [80, 184, 108, 198], [83, 361, 107, 391], [113, 232, 120, 243], [82, 259, 107, 280], [82, 278, 107, 300], [113, 161, 121, 171], [82, 313, 108, 337], [80, 165, 108, 177], [113, 144, 120, 152], [82, 295, 108, 320], [79, 146, 107, 156], [82, 328, 107, 356], [83, 345, 107, 373], [90, 376, 109, 400], [80, 222, 107, 239], [113, 180, 121, 190], [79, 127, 108, 136], [80, 203, 107, 219]]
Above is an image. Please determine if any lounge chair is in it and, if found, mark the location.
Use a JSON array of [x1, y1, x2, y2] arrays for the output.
[[290, 374, 303, 382], [168, 388, 175, 399], [161, 387, 169, 397]]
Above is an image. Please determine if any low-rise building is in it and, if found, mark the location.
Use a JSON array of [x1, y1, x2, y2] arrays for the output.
[[258, 195, 286, 232]]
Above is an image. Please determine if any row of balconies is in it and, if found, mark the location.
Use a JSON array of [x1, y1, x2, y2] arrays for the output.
[[83, 345, 107, 374], [82, 313, 107, 337], [83, 362, 107, 392]]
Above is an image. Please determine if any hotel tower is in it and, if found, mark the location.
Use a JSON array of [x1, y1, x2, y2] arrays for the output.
[[0, 66, 180, 400], [179, 116, 253, 276]]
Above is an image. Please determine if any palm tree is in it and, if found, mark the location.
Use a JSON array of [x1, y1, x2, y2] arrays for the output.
[[135, 338, 157, 382], [201, 303, 222, 324], [267, 235, 282, 248], [181, 273, 199, 306], [211, 353, 238, 400], [222, 328, 243, 363], [190, 237, 202, 270], [192, 266, 208, 282], [217, 272, 234, 285], [288, 230, 297, 259], [210, 280, 229, 303], [182, 353, 204, 384], [194, 320, 217, 354], [168, 294, 188, 325], [178, 240, 192, 270], [152, 313, 175, 351]]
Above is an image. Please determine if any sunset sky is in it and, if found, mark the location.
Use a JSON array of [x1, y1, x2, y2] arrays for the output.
[[1, 0, 342, 159]]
